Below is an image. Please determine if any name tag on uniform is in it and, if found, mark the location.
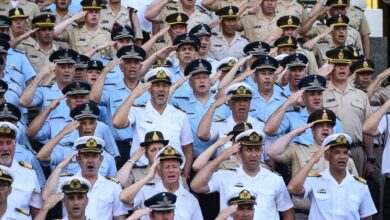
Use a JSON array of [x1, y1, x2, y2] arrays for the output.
[[213, 44, 222, 47], [101, 20, 109, 23], [78, 38, 86, 41], [145, 121, 152, 124], [254, 25, 262, 29], [234, 182, 243, 187], [114, 99, 123, 103], [326, 98, 335, 102], [0, 8, 5, 11], [186, 112, 195, 115], [30, 55, 38, 58], [47, 99, 54, 102]]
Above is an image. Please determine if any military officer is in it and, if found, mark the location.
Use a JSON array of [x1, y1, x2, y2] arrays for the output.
[[288, 133, 377, 220], [273, 35, 298, 55], [120, 145, 203, 220], [143, 192, 177, 220], [238, 0, 279, 42], [350, 58, 375, 91], [53, 0, 114, 59], [73, 54, 90, 82], [216, 189, 257, 220], [19, 48, 78, 112], [43, 136, 128, 220], [0, 0, 40, 29], [100, 0, 143, 43], [145, 0, 212, 30], [276, 0, 308, 22], [280, 53, 308, 97], [264, 74, 344, 145], [314, 14, 362, 67], [25, 14, 59, 73], [209, 6, 248, 61], [0, 165, 20, 219], [191, 129, 295, 219], [201, 0, 250, 12], [50, 0, 73, 25], [0, 121, 42, 219], [8, 8, 36, 51], [276, 15, 318, 75], [322, 46, 373, 176], [89, 45, 151, 168]]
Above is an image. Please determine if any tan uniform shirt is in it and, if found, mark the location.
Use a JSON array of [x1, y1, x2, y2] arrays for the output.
[[347, 6, 370, 36], [277, 142, 358, 210], [25, 42, 59, 72], [10, 32, 36, 52], [238, 10, 279, 42], [275, 0, 308, 23], [0, 0, 40, 29], [208, 32, 248, 60], [323, 82, 373, 143], [370, 85, 390, 106], [50, 10, 74, 49], [296, 44, 318, 74], [154, 2, 212, 30], [204, 0, 249, 11], [64, 25, 114, 59], [307, 23, 363, 47], [150, 38, 172, 56], [99, 5, 143, 40]]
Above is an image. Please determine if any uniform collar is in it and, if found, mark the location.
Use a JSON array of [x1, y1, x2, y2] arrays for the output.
[[155, 179, 187, 196], [33, 41, 59, 52], [328, 81, 356, 93], [145, 100, 173, 113], [104, 4, 128, 15], [237, 165, 268, 179], [321, 168, 355, 185]]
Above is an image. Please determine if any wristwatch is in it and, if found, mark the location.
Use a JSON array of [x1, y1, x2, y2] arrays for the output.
[[367, 157, 376, 164]]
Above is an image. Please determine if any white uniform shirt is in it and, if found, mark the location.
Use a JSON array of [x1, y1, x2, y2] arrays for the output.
[[208, 166, 293, 220], [132, 180, 203, 220], [301, 168, 377, 220], [8, 160, 42, 219], [59, 172, 128, 220], [378, 114, 390, 175], [128, 101, 194, 165]]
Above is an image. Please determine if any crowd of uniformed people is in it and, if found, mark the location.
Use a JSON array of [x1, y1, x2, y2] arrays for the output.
[[0, 0, 389, 219]]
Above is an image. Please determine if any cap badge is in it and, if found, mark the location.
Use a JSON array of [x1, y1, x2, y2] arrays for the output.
[[239, 190, 251, 200], [86, 138, 97, 148], [152, 132, 159, 141], [156, 70, 167, 79]]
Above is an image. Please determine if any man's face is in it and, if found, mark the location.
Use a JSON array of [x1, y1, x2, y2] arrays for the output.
[[355, 72, 372, 89], [150, 210, 174, 220], [229, 98, 251, 118], [261, 0, 277, 15], [149, 81, 170, 106], [254, 69, 275, 92], [86, 69, 101, 85], [177, 44, 196, 66], [312, 122, 333, 144], [55, 0, 71, 10], [158, 160, 181, 185], [85, 10, 100, 25], [221, 17, 237, 35], [189, 73, 210, 95], [66, 94, 89, 110], [36, 27, 54, 44], [0, 182, 11, 205], [288, 66, 306, 87], [277, 46, 295, 55], [198, 35, 210, 55], [11, 18, 26, 34], [232, 204, 255, 220], [73, 69, 88, 82], [239, 145, 262, 171], [332, 26, 347, 45], [77, 152, 103, 177], [324, 146, 349, 171], [78, 118, 97, 136], [180, 0, 195, 8], [119, 58, 142, 80], [115, 38, 132, 50], [63, 193, 88, 219], [145, 143, 164, 163], [282, 27, 298, 37], [329, 6, 347, 16], [0, 136, 15, 167], [168, 24, 187, 41], [302, 90, 323, 111], [331, 63, 350, 81], [55, 63, 75, 84]]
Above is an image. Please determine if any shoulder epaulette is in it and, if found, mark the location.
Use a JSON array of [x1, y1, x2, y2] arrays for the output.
[[128, 6, 138, 13], [38, 84, 53, 88], [15, 208, 30, 216], [196, 5, 208, 14], [293, 141, 309, 147], [18, 161, 32, 169], [133, 164, 148, 168], [49, 116, 65, 120], [145, 182, 155, 185], [165, 6, 178, 11], [240, 34, 250, 41], [105, 176, 119, 183], [256, 117, 265, 123], [173, 96, 190, 100], [13, 48, 25, 54], [42, 9, 52, 12], [280, 92, 289, 98], [214, 118, 226, 122], [353, 5, 364, 12], [354, 176, 367, 184], [308, 171, 321, 177], [173, 104, 186, 113], [298, 2, 307, 8], [132, 104, 146, 107], [60, 173, 74, 177], [103, 147, 114, 156], [221, 168, 237, 171], [102, 27, 111, 32]]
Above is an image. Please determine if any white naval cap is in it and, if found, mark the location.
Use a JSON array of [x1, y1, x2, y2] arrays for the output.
[[321, 133, 352, 148], [224, 82, 254, 98], [144, 67, 173, 84]]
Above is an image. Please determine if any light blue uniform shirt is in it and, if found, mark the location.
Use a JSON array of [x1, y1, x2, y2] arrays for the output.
[[249, 87, 288, 122], [6, 48, 36, 84]]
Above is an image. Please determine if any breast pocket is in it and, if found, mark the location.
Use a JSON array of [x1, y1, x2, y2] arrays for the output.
[[313, 192, 331, 210], [140, 121, 155, 132], [74, 38, 89, 48], [11, 183, 34, 207], [257, 189, 277, 211], [351, 99, 364, 110], [348, 194, 361, 211]]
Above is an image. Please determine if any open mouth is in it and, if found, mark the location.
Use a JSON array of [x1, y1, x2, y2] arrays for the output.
[[321, 131, 329, 138]]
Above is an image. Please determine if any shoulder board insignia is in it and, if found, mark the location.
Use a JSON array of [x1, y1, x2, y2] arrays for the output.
[[13, 49, 25, 54], [42, 9, 52, 12], [145, 182, 155, 185], [133, 165, 148, 168], [173, 104, 186, 113], [281, 92, 289, 98], [165, 6, 178, 11], [105, 176, 119, 183], [173, 96, 189, 100], [38, 85, 53, 88], [114, 99, 123, 103], [18, 161, 32, 169], [286, 109, 299, 112], [132, 104, 146, 107], [49, 116, 65, 120], [60, 173, 74, 177], [298, 2, 307, 8], [196, 5, 208, 14], [128, 6, 138, 13], [353, 5, 364, 12], [221, 168, 237, 171], [354, 176, 367, 184], [308, 171, 321, 177], [256, 117, 265, 123], [214, 118, 226, 122], [293, 141, 309, 147], [15, 208, 30, 216], [102, 27, 111, 32]]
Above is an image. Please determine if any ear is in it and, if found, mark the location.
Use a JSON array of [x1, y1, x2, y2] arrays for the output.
[[324, 149, 330, 160]]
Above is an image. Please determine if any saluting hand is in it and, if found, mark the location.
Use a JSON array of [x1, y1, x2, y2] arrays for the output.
[[131, 82, 152, 99], [42, 193, 64, 210], [213, 94, 232, 108], [48, 95, 66, 111], [126, 208, 152, 220], [293, 123, 314, 136], [62, 120, 80, 136], [221, 142, 241, 160], [311, 145, 330, 164], [146, 158, 160, 181], [58, 151, 78, 169], [287, 90, 304, 106]]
